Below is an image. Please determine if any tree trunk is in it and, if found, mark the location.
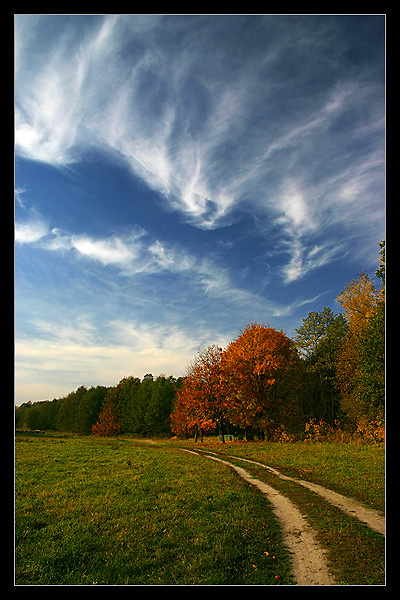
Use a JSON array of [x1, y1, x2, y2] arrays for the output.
[[218, 419, 225, 443]]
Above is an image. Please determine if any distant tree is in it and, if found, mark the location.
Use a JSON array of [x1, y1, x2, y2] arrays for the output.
[[117, 376, 142, 434], [76, 386, 108, 434], [145, 376, 177, 436], [355, 300, 385, 419], [15, 402, 32, 429], [56, 390, 78, 431], [171, 346, 225, 440], [336, 272, 379, 335], [127, 377, 153, 435], [70, 386, 89, 432], [92, 386, 122, 436]]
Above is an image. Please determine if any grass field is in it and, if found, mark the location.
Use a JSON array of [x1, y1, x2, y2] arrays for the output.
[[15, 433, 385, 585]]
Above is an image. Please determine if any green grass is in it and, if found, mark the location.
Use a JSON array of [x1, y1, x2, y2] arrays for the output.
[[172, 437, 385, 585], [15, 433, 294, 585]]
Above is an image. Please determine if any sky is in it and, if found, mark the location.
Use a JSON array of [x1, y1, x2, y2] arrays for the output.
[[14, 14, 385, 405]]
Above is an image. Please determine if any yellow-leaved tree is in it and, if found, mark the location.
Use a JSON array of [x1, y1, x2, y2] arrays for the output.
[[335, 241, 385, 423]]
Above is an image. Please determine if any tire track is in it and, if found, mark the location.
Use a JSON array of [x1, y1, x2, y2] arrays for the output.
[[223, 454, 385, 536], [179, 448, 335, 585]]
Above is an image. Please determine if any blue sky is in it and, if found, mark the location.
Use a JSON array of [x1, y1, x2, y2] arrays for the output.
[[15, 15, 385, 405]]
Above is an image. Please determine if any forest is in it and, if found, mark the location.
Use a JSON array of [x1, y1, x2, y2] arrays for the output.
[[15, 242, 385, 442]]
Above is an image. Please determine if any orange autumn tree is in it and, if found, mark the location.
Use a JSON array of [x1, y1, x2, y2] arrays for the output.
[[171, 345, 226, 441], [92, 386, 122, 436], [221, 324, 296, 439]]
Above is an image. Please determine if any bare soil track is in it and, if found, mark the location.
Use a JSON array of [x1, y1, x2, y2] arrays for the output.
[[224, 453, 385, 536], [178, 446, 385, 586]]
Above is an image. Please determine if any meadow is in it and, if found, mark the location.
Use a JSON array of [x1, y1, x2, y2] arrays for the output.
[[15, 433, 385, 585]]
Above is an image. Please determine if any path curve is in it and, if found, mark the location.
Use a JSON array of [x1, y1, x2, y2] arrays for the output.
[[179, 448, 335, 586], [223, 454, 385, 536]]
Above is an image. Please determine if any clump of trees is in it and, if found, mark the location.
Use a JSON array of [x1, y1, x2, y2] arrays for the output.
[[171, 326, 299, 441], [15, 385, 108, 434], [170, 242, 385, 442], [15, 242, 385, 443], [92, 374, 180, 437], [335, 241, 385, 424], [15, 375, 181, 437]]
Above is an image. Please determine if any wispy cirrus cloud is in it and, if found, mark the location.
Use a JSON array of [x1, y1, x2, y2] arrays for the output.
[[15, 215, 314, 325], [15, 15, 384, 268], [70, 234, 140, 267]]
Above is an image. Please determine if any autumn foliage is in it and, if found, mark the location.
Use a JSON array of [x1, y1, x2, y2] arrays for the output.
[[221, 325, 295, 436], [171, 242, 385, 442], [171, 345, 225, 440], [335, 249, 385, 422], [171, 325, 296, 440], [92, 387, 122, 436]]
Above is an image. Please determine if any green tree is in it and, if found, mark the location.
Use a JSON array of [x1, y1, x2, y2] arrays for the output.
[[294, 308, 348, 423], [56, 391, 77, 431], [117, 376, 142, 434], [335, 241, 385, 423], [76, 386, 108, 434], [355, 300, 385, 419], [144, 376, 177, 436], [92, 385, 122, 436], [15, 402, 32, 429]]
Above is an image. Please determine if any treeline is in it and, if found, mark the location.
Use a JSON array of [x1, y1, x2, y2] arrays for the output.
[[15, 242, 385, 442], [15, 375, 182, 437]]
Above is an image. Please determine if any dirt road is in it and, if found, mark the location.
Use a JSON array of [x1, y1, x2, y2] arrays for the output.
[[225, 453, 385, 536], [179, 447, 385, 586]]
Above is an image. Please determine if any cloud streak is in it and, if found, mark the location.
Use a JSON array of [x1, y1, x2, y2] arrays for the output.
[[15, 15, 384, 279], [14, 217, 286, 322]]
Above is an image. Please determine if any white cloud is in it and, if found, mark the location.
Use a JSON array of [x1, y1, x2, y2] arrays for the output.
[[281, 239, 346, 284], [15, 15, 384, 253], [148, 240, 194, 273], [71, 235, 134, 266], [15, 220, 48, 243], [15, 215, 304, 341], [15, 186, 28, 208]]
